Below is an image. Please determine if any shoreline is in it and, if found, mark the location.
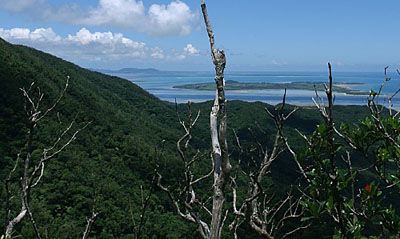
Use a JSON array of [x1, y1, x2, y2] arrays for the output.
[[173, 81, 369, 96], [154, 87, 400, 108], [160, 95, 400, 110]]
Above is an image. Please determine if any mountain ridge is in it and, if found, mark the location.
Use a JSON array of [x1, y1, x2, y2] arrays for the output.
[[0, 37, 195, 238], [0, 38, 374, 238]]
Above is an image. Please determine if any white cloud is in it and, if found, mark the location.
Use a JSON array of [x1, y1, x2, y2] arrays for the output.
[[172, 43, 200, 60], [30, 28, 62, 42], [77, 0, 145, 27], [66, 28, 144, 49], [66, 28, 147, 59], [183, 44, 200, 56], [150, 47, 165, 60], [147, 1, 195, 36], [0, 27, 200, 63], [0, 0, 198, 36], [0, 28, 30, 39], [0, 27, 61, 42], [74, 0, 197, 36], [0, 27, 147, 61]]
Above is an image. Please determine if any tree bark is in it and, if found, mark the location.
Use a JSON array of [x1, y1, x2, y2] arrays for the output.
[[201, 1, 231, 238]]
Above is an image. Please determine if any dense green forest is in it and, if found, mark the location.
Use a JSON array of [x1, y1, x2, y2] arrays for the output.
[[1, 37, 399, 239]]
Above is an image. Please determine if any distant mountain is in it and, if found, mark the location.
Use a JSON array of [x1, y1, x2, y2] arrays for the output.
[[115, 67, 161, 74]]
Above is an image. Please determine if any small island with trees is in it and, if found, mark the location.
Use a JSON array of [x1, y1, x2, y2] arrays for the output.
[[174, 80, 368, 95]]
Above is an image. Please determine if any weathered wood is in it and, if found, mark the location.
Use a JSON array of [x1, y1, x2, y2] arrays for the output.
[[156, 2, 229, 238], [201, 1, 231, 239]]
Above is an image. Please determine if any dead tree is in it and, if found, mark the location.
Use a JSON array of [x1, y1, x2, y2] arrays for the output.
[[157, 102, 216, 238], [229, 91, 308, 238], [157, 1, 230, 238], [201, 1, 232, 238], [3, 77, 90, 239]]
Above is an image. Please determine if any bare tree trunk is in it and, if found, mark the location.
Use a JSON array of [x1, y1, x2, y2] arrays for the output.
[[82, 211, 99, 239], [5, 206, 27, 238], [5, 123, 35, 239], [201, 1, 231, 238], [156, 3, 229, 238]]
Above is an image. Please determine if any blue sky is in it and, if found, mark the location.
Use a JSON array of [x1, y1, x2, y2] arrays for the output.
[[0, 0, 399, 71]]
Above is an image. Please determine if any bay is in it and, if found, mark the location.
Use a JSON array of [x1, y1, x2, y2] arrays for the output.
[[111, 71, 400, 107]]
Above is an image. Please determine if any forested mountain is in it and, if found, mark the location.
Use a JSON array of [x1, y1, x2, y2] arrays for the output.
[[0, 37, 189, 238], [1, 38, 392, 238]]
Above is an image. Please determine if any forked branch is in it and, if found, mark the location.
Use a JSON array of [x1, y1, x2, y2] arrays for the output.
[[4, 77, 89, 239], [230, 92, 308, 238]]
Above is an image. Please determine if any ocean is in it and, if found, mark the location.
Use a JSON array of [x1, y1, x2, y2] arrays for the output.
[[112, 71, 400, 107]]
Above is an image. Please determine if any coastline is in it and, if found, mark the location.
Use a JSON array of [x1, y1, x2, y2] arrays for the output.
[[108, 71, 399, 108], [173, 81, 369, 95]]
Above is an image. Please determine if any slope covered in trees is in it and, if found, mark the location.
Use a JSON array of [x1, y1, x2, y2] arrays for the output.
[[0, 37, 189, 238], [0, 38, 390, 238]]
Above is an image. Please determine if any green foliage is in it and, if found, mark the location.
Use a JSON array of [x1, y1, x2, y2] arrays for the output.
[[2, 38, 398, 238], [0, 38, 196, 238], [296, 103, 400, 238]]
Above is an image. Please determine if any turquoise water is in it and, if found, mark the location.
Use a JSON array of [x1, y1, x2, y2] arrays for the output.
[[113, 71, 400, 107]]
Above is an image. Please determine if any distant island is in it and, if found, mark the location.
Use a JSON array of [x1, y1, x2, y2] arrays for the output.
[[174, 80, 368, 95]]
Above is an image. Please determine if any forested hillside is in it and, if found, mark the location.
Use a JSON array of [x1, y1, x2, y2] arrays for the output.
[[1, 38, 396, 238], [0, 37, 189, 238]]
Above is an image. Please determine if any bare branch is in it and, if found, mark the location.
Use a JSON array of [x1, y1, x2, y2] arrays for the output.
[[36, 76, 69, 122], [156, 172, 210, 238], [82, 211, 99, 239], [230, 91, 308, 238], [158, 98, 216, 238], [5, 77, 88, 238]]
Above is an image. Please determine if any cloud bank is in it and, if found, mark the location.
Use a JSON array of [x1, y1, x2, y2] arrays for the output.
[[0, 27, 200, 62], [0, 0, 197, 36]]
